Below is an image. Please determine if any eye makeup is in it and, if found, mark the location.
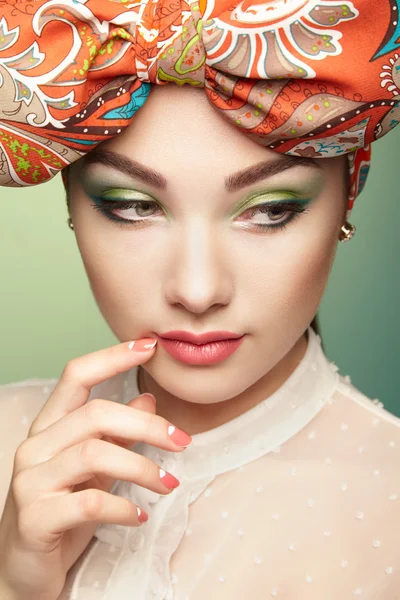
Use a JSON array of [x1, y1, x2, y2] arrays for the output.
[[235, 198, 311, 233], [88, 191, 313, 233], [82, 168, 321, 234]]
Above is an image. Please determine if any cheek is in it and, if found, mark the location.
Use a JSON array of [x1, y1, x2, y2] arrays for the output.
[[287, 235, 337, 313], [270, 198, 342, 316], [75, 230, 163, 327], [244, 224, 338, 323]]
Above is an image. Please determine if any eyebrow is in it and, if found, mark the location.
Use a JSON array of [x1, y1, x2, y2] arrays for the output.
[[83, 149, 322, 192]]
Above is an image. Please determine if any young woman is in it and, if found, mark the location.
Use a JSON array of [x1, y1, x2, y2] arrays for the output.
[[0, 1, 399, 599]]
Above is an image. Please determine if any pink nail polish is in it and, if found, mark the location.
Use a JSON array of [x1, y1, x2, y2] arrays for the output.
[[143, 393, 157, 407], [136, 507, 148, 523], [167, 425, 192, 447], [128, 339, 157, 352], [159, 468, 180, 489]]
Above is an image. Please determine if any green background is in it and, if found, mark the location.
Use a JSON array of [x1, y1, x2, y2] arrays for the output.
[[1, 132, 399, 417]]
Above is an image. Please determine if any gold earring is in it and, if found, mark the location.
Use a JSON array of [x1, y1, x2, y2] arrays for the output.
[[67, 217, 74, 231], [339, 220, 356, 242]]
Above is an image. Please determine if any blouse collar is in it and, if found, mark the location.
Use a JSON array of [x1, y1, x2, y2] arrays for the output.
[[123, 326, 339, 482]]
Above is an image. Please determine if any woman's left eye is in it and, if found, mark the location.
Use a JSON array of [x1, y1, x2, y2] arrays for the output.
[[90, 197, 310, 232]]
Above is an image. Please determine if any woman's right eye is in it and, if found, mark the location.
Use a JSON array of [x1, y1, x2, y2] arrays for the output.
[[90, 198, 164, 227]]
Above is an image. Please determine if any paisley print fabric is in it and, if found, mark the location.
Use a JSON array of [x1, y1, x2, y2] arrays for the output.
[[0, 0, 399, 217]]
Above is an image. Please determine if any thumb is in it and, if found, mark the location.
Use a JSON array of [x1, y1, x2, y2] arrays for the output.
[[126, 392, 157, 413], [103, 393, 157, 448]]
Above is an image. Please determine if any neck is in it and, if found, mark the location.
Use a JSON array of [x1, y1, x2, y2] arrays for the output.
[[137, 330, 309, 436]]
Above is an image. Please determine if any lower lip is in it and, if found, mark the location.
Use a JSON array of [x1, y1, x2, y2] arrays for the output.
[[157, 336, 246, 365]]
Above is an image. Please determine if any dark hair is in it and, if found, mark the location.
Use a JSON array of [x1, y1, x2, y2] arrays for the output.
[[310, 314, 321, 337], [63, 164, 71, 210]]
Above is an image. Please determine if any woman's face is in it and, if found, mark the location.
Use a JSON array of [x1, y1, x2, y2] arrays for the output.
[[68, 84, 347, 405]]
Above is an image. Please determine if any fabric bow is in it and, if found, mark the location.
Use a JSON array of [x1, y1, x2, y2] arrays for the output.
[[1, 0, 399, 217]]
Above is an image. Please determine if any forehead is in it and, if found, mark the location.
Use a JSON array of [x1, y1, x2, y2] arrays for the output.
[[97, 85, 344, 184], [104, 84, 268, 165]]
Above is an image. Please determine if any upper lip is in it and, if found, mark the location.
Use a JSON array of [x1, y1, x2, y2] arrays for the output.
[[157, 331, 244, 345]]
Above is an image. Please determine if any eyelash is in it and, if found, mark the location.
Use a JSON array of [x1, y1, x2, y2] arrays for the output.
[[89, 198, 310, 233]]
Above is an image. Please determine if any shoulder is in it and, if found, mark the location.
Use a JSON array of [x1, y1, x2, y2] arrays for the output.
[[334, 373, 400, 428], [0, 378, 58, 515], [0, 377, 60, 432], [0, 377, 59, 448], [328, 373, 400, 479], [0, 377, 59, 424]]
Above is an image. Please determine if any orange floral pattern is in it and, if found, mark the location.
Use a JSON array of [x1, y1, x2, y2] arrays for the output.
[[0, 0, 399, 217]]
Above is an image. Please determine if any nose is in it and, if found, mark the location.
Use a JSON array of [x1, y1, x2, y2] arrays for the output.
[[164, 223, 233, 314]]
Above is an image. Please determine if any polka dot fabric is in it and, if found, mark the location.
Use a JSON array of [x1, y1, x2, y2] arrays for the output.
[[1, 0, 400, 217], [1, 327, 399, 599]]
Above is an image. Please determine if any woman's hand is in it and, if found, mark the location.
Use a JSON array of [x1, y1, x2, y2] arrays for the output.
[[0, 339, 192, 600]]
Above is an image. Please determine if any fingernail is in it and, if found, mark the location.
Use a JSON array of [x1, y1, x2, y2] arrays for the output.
[[142, 393, 156, 407], [128, 339, 157, 352], [167, 425, 192, 447], [159, 468, 180, 489], [137, 507, 148, 523]]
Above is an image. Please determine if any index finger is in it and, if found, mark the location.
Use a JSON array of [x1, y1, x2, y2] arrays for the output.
[[29, 338, 157, 436]]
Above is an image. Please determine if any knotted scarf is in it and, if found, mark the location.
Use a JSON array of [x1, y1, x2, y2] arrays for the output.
[[1, 0, 400, 217]]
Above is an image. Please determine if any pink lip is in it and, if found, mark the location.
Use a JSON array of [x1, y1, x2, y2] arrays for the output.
[[158, 330, 243, 345], [156, 334, 246, 366]]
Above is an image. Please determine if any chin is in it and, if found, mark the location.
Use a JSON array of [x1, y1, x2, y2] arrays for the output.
[[145, 358, 264, 405]]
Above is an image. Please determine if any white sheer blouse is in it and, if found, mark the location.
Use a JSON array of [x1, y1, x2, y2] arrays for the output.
[[0, 327, 399, 599]]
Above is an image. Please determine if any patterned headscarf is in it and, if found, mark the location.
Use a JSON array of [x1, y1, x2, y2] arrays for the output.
[[1, 0, 399, 219]]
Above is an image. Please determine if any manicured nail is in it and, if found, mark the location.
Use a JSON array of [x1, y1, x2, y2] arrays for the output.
[[128, 339, 157, 352], [136, 507, 148, 523], [167, 425, 192, 447], [159, 468, 180, 489], [142, 393, 157, 407]]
